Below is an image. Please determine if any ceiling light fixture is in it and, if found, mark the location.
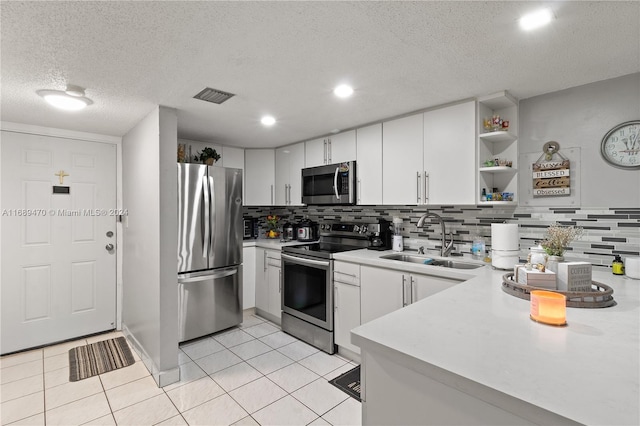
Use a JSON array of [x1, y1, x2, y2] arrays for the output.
[[519, 8, 553, 31], [37, 84, 93, 111], [261, 115, 276, 126], [333, 84, 354, 98]]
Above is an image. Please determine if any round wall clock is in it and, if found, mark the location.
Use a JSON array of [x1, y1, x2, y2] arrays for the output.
[[600, 120, 640, 169]]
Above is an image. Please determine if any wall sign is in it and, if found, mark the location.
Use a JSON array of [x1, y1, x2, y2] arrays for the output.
[[532, 141, 570, 197]]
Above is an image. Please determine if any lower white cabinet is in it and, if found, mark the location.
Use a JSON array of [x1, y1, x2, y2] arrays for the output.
[[255, 248, 282, 323], [266, 251, 282, 320], [242, 246, 256, 309], [334, 261, 361, 354], [360, 265, 461, 324]]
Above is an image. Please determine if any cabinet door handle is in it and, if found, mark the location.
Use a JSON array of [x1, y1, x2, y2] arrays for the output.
[[279, 269, 282, 293], [288, 184, 292, 205], [357, 178, 361, 203], [416, 172, 421, 204], [284, 184, 288, 205], [410, 275, 416, 304], [402, 275, 408, 307], [328, 139, 332, 163], [270, 184, 274, 205], [335, 271, 358, 278], [334, 285, 338, 311], [324, 140, 327, 164], [263, 251, 267, 272], [424, 172, 429, 204]]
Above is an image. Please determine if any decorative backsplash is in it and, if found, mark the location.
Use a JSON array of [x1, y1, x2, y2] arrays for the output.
[[243, 205, 639, 270]]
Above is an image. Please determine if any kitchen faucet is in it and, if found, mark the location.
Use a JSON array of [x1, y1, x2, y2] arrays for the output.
[[416, 212, 454, 257]]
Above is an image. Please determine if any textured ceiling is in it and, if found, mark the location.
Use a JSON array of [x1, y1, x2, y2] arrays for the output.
[[1, 1, 639, 148]]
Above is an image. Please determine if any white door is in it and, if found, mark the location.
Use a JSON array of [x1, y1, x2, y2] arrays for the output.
[[244, 149, 275, 206], [360, 266, 404, 324], [411, 274, 461, 303], [334, 281, 361, 354], [1, 131, 117, 354], [327, 130, 356, 164], [286, 142, 305, 206], [305, 137, 327, 167]]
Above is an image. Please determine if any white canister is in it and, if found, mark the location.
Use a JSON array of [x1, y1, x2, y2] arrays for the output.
[[625, 257, 640, 279], [392, 235, 404, 252]]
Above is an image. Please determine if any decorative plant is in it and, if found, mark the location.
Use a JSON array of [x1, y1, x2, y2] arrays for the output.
[[266, 215, 280, 238], [196, 147, 221, 164], [540, 223, 583, 257]]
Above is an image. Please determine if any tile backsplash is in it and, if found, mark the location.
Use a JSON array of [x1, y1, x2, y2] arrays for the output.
[[243, 205, 639, 270]]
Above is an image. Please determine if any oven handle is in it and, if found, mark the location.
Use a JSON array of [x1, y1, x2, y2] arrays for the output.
[[281, 253, 331, 268]]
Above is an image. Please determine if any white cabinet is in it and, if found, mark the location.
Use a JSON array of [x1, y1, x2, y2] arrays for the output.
[[477, 91, 519, 205], [356, 124, 383, 205], [360, 266, 404, 324], [255, 248, 282, 323], [360, 266, 461, 324], [222, 146, 244, 169], [266, 251, 282, 321], [242, 246, 256, 309], [381, 103, 476, 205], [305, 130, 356, 167], [423, 101, 476, 205], [275, 143, 305, 206], [245, 149, 275, 206], [333, 261, 361, 354], [382, 113, 424, 205], [255, 248, 268, 314]]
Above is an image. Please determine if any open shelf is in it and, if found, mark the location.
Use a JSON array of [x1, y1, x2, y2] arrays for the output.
[[479, 131, 517, 143], [478, 166, 517, 173]]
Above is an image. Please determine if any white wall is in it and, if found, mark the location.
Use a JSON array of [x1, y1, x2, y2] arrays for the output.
[[519, 72, 640, 207], [122, 106, 179, 387]]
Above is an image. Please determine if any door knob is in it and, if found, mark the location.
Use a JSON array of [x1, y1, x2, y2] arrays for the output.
[[106, 231, 114, 237], [105, 244, 114, 251]]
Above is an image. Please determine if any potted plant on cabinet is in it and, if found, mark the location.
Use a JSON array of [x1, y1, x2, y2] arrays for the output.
[[196, 147, 221, 165]]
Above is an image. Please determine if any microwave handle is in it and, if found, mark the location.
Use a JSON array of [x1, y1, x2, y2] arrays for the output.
[[334, 166, 340, 200]]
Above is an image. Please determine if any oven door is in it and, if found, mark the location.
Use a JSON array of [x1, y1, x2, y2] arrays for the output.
[[281, 253, 333, 330]]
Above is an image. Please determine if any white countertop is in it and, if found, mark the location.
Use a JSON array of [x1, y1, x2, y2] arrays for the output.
[[242, 239, 315, 249], [344, 249, 639, 425]]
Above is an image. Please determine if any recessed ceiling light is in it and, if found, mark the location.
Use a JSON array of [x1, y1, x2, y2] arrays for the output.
[[333, 84, 354, 98], [261, 115, 276, 126], [519, 8, 553, 31], [37, 84, 93, 111]]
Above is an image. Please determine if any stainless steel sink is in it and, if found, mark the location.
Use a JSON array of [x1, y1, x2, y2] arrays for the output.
[[380, 253, 484, 270]]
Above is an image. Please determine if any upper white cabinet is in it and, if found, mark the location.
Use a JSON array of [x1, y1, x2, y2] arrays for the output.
[[222, 146, 244, 169], [245, 149, 275, 206], [382, 102, 476, 205], [275, 142, 305, 206], [477, 91, 519, 205], [382, 113, 424, 205], [356, 124, 383, 205], [305, 130, 356, 167], [423, 100, 476, 205]]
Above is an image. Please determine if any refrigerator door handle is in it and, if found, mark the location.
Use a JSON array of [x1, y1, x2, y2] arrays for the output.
[[178, 267, 238, 283], [209, 174, 215, 258], [202, 177, 210, 258]]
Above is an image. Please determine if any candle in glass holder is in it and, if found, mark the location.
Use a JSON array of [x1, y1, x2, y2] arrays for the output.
[[530, 290, 567, 326]]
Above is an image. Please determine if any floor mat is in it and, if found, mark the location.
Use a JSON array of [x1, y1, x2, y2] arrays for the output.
[[328, 365, 361, 401], [68, 336, 135, 381]]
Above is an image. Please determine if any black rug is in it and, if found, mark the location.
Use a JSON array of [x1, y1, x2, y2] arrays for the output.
[[328, 365, 361, 401], [69, 336, 135, 381]]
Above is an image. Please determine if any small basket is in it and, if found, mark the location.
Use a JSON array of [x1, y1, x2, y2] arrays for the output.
[[502, 273, 616, 308]]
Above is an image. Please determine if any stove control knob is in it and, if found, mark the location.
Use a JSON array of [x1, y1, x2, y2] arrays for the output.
[[324, 224, 331, 230], [361, 225, 368, 233], [353, 225, 360, 233]]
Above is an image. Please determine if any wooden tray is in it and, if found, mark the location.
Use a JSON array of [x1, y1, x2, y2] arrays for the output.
[[502, 273, 616, 308]]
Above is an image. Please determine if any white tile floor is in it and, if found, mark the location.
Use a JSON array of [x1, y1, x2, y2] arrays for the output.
[[0, 313, 361, 425]]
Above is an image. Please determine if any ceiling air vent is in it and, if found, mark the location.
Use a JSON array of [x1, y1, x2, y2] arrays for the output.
[[193, 87, 235, 104]]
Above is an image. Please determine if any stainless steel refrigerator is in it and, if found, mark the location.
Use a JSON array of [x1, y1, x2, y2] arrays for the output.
[[177, 164, 243, 342]]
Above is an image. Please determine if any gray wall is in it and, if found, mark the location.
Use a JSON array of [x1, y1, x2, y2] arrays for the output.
[[519, 72, 640, 207], [122, 106, 179, 386]]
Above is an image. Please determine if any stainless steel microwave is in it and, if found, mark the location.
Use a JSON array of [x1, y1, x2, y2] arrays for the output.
[[301, 161, 356, 205]]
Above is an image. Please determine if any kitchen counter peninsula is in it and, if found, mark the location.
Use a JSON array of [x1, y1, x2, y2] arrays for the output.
[[344, 252, 639, 425]]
